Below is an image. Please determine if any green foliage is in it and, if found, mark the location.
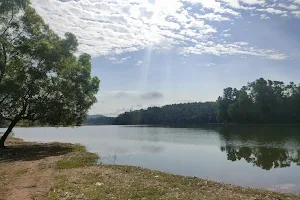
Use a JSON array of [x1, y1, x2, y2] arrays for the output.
[[0, 0, 100, 137], [114, 102, 217, 125], [216, 78, 300, 124]]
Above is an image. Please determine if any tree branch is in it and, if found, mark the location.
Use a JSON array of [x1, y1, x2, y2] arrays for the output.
[[21, 113, 40, 121], [0, 43, 7, 83], [0, 94, 9, 106]]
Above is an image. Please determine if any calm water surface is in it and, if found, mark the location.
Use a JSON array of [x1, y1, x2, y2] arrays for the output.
[[3, 125, 300, 193]]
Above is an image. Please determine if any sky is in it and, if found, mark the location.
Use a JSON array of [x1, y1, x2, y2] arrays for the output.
[[31, 0, 300, 116]]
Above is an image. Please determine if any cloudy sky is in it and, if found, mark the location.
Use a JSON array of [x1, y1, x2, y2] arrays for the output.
[[31, 0, 300, 116]]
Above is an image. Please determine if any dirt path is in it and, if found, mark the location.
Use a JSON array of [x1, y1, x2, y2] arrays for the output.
[[0, 138, 72, 200], [0, 155, 62, 200], [1, 161, 50, 199]]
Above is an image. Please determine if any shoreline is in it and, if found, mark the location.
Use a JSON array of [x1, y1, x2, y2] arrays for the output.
[[0, 138, 299, 200]]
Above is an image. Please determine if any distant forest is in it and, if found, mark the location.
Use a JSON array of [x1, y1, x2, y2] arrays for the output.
[[85, 116, 115, 125], [86, 78, 300, 125], [114, 102, 217, 125]]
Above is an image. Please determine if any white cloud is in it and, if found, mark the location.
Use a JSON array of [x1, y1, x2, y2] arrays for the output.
[[257, 8, 287, 15], [30, 0, 294, 60], [107, 56, 131, 64], [260, 14, 270, 19], [278, 3, 298, 10], [194, 13, 231, 21], [181, 41, 287, 60], [201, 63, 216, 67], [222, 33, 231, 37], [183, 0, 240, 15], [292, 10, 300, 18], [240, 0, 266, 5], [136, 60, 143, 66]]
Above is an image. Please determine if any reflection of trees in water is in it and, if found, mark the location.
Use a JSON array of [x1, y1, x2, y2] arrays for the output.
[[220, 146, 300, 170], [218, 126, 300, 170]]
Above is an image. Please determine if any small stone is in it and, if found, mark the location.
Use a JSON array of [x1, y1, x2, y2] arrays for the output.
[[95, 182, 104, 186], [61, 192, 69, 197]]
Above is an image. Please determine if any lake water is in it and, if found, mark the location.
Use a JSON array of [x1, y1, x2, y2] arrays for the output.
[[2, 125, 300, 193]]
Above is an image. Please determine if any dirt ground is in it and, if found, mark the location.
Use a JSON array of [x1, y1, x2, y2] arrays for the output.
[[0, 138, 299, 200]]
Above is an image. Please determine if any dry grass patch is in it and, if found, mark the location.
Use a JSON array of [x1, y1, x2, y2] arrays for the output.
[[49, 165, 300, 200]]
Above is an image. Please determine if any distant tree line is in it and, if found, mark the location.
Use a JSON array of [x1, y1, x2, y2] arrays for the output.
[[113, 78, 300, 125], [85, 116, 115, 125], [114, 102, 217, 125]]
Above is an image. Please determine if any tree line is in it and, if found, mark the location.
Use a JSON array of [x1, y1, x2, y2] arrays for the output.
[[114, 102, 218, 125], [85, 116, 115, 125], [114, 78, 300, 125]]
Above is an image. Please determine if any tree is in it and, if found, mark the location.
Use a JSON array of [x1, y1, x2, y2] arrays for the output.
[[228, 88, 254, 123], [1, 0, 28, 83], [0, 0, 100, 147], [216, 78, 300, 124], [216, 87, 237, 123]]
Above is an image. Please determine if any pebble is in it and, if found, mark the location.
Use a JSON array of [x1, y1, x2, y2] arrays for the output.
[[95, 182, 104, 186]]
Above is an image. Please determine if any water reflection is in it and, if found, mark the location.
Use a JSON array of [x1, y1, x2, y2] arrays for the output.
[[218, 126, 300, 170]]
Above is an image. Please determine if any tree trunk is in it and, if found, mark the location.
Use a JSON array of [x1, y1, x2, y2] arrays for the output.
[[0, 120, 18, 148]]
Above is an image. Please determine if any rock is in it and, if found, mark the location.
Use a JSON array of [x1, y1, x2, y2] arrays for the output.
[[95, 182, 104, 186]]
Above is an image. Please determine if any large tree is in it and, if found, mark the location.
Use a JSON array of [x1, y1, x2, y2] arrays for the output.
[[0, 0, 100, 147], [216, 87, 237, 123], [216, 78, 300, 124]]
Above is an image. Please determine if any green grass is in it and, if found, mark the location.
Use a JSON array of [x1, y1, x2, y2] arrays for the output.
[[56, 152, 98, 169], [71, 143, 88, 152], [56, 144, 98, 169]]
